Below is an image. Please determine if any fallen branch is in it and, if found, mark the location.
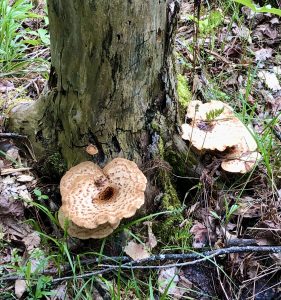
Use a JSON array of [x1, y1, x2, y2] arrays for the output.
[[2, 246, 281, 282], [0, 133, 27, 139]]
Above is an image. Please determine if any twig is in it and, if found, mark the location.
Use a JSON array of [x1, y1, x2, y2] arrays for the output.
[[2, 246, 281, 283], [1, 167, 32, 175], [0, 133, 27, 139]]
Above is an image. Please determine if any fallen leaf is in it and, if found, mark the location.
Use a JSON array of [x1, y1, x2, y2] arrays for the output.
[[16, 175, 35, 183], [144, 221, 157, 250], [124, 241, 150, 260], [232, 23, 251, 42], [234, 197, 262, 218], [6, 147, 19, 161], [50, 283, 69, 300], [158, 267, 184, 299], [15, 279, 27, 299], [258, 71, 281, 91], [0, 80, 14, 93], [270, 17, 280, 25], [0, 216, 32, 240], [23, 231, 41, 253], [256, 23, 278, 39], [254, 48, 272, 61], [190, 221, 208, 248], [0, 196, 24, 217]]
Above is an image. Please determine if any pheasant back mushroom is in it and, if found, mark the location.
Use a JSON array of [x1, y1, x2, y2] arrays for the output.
[[181, 100, 261, 173], [59, 158, 147, 239]]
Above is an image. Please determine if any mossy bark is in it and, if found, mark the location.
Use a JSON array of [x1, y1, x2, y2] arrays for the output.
[[9, 1, 200, 209]]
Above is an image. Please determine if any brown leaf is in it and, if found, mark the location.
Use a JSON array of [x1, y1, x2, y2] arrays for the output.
[[15, 279, 27, 299], [22, 232, 41, 253], [0, 79, 14, 93], [254, 48, 273, 61], [50, 283, 70, 300], [190, 221, 208, 248], [144, 221, 157, 250], [124, 241, 150, 260], [256, 23, 278, 39], [158, 267, 185, 299], [0, 196, 24, 217]]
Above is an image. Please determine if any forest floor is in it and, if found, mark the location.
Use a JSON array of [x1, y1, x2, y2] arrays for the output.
[[0, 0, 281, 299]]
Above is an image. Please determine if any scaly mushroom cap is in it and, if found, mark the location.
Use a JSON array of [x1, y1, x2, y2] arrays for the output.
[[181, 100, 260, 173], [182, 100, 245, 151], [58, 208, 120, 239], [221, 143, 261, 173], [60, 158, 147, 234], [60, 161, 104, 198]]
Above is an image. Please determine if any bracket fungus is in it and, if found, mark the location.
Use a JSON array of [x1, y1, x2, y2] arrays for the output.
[[59, 158, 147, 239], [181, 100, 261, 173]]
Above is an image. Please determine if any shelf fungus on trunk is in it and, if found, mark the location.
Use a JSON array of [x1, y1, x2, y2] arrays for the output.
[[58, 158, 147, 239], [181, 100, 261, 173]]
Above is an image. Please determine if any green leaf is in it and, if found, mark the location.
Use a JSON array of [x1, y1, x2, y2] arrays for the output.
[[229, 204, 239, 216], [23, 39, 40, 45], [33, 189, 42, 197], [210, 211, 221, 220], [206, 107, 224, 121], [233, 0, 281, 17]]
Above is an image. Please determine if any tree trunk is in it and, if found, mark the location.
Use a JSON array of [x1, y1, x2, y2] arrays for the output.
[[9, 0, 200, 197]]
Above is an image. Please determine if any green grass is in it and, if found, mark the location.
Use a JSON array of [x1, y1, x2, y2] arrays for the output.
[[0, 0, 49, 73]]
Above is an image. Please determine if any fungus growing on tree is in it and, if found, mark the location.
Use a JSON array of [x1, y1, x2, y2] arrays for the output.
[[181, 100, 261, 173], [59, 158, 147, 239]]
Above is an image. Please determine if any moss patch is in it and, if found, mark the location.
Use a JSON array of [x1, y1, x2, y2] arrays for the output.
[[41, 152, 67, 180], [177, 74, 192, 118]]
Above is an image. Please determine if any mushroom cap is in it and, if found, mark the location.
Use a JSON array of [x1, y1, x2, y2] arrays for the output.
[[182, 100, 254, 151], [182, 100, 261, 173], [221, 140, 261, 173], [60, 161, 104, 198], [60, 158, 147, 231], [58, 208, 120, 239]]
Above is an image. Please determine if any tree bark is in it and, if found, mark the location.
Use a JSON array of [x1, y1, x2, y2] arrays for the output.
[[9, 0, 199, 187]]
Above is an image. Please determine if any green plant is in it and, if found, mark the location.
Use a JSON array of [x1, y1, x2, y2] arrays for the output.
[[9, 248, 54, 299], [0, 0, 49, 72], [211, 198, 239, 225], [206, 107, 224, 121], [33, 188, 49, 200], [233, 0, 281, 16]]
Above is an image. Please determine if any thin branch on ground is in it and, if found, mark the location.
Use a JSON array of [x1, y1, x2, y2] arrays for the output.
[[0, 133, 27, 138], [2, 246, 281, 283]]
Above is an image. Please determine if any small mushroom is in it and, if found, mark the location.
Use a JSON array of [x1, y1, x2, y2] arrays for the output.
[[59, 158, 147, 239], [86, 144, 98, 156], [181, 100, 261, 173]]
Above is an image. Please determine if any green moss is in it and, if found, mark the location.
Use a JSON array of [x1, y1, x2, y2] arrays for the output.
[[164, 148, 187, 177], [151, 120, 160, 132], [153, 168, 189, 245], [149, 121, 192, 246], [42, 152, 67, 179], [177, 74, 192, 117]]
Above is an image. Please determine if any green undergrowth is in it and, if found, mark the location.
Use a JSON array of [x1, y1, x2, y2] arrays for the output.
[[41, 151, 67, 180], [177, 74, 192, 119], [152, 137, 192, 247]]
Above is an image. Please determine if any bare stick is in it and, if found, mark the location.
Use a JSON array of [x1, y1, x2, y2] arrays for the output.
[[0, 133, 27, 139], [2, 246, 281, 282]]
